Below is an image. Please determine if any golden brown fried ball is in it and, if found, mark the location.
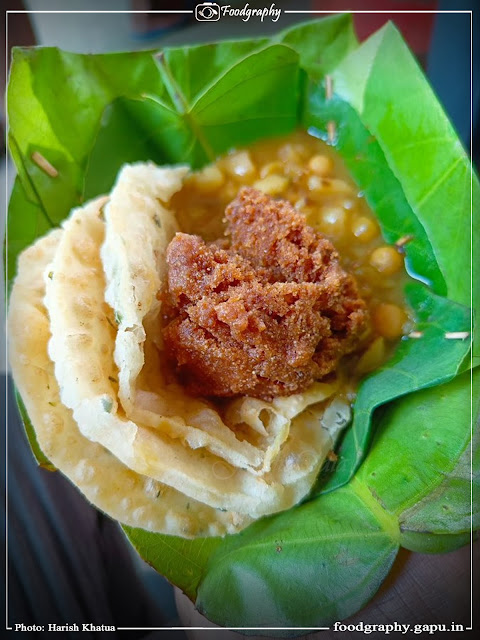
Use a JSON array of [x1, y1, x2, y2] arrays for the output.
[[163, 188, 367, 399]]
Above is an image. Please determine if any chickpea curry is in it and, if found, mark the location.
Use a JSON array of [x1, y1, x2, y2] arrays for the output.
[[167, 131, 412, 398]]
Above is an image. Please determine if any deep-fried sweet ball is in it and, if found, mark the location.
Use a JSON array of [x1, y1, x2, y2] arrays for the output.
[[163, 187, 368, 399]]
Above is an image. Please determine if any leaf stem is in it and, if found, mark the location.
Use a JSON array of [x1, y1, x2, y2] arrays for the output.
[[155, 52, 215, 163]]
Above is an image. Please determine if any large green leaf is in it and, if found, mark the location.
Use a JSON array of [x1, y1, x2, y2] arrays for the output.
[[303, 21, 477, 491], [304, 22, 478, 359], [83, 44, 300, 199], [7, 48, 171, 224], [344, 26, 473, 312], [304, 96, 446, 297], [196, 484, 398, 630], [6, 13, 357, 279], [6, 14, 477, 632], [160, 39, 268, 105], [318, 284, 471, 493], [83, 97, 175, 200], [122, 527, 221, 602], [160, 12, 357, 103], [127, 483, 399, 630], [5, 177, 52, 295], [275, 12, 357, 77], [134, 374, 476, 626], [141, 43, 300, 168], [6, 47, 170, 279], [14, 390, 55, 472], [357, 369, 479, 541]]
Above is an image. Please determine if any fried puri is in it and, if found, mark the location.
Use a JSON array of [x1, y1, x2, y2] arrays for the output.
[[163, 187, 368, 399]]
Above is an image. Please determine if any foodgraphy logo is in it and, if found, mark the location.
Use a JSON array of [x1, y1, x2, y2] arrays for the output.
[[195, 2, 220, 21], [195, 2, 282, 23]]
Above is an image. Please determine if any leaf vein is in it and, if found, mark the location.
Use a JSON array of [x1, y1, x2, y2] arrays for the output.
[[416, 157, 463, 209]]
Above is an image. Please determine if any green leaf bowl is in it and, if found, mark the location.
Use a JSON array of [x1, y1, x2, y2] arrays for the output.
[[7, 13, 479, 632]]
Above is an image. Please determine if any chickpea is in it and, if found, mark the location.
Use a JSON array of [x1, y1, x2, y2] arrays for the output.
[[351, 216, 379, 243], [373, 303, 408, 339], [308, 175, 352, 195], [224, 150, 256, 179], [192, 165, 224, 192], [222, 180, 241, 202], [355, 337, 386, 374], [308, 154, 333, 176], [278, 143, 306, 163], [260, 161, 284, 178], [328, 178, 352, 193], [284, 163, 304, 180], [253, 175, 289, 196], [308, 175, 324, 192], [319, 206, 346, 236], [294, 197, 307, 211], [369, 246, 403, 274]]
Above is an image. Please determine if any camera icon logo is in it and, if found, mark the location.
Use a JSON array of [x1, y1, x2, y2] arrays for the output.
[[195, 2, 220, 21]]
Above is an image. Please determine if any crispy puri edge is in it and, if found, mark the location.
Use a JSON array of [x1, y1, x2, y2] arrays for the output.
[[42, 202, 282, 517], [7, 225, 246, 538], [101, 164, 270, 472]]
